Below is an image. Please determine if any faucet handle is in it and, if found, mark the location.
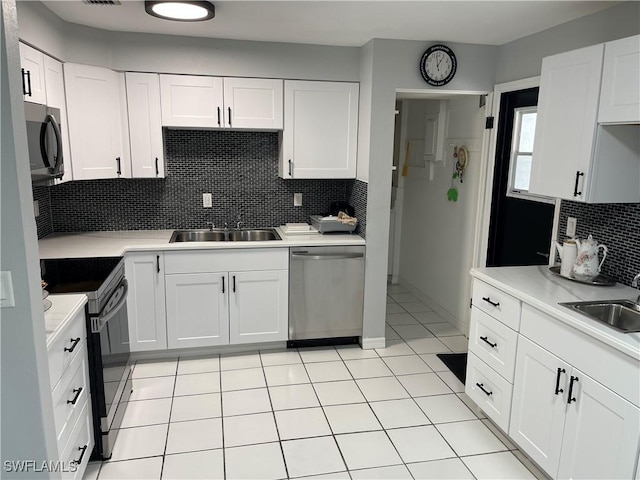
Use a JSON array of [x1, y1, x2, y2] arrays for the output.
[[206, 221, 215, 231], [632, 273, 640, 288]]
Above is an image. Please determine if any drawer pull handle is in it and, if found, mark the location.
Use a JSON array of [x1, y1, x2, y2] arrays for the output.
[[72, 445, 88, 466], [567, 376, 579, 404], [480, 336, 497, 348], [64, 337, 81, 353], [222, 276, 225, 294], [573, 171, 584, 197], [67, 387, 83, 405], [476, 382, 493, 396], [554, 367, 566, 395], [233, 275, 236, 293], [482, 297, 500, 307]]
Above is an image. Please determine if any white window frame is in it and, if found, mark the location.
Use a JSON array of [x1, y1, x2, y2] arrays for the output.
[[506, 107, 555, 204]]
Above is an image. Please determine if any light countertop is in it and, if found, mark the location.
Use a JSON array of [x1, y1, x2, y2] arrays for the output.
[[38, 227, 365, 259], [45, 294, 87, 347], [471, 265, 640, 359]]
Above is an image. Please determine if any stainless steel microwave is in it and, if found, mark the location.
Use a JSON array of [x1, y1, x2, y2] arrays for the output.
[[25, 102, 64, 184]]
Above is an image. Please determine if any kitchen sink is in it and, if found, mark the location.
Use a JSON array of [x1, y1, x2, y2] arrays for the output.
[[560, 299, 640, 333], [170, 228, 281, 243]]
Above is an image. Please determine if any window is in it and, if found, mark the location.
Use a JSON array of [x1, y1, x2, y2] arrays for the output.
[[506, 107, 553, 203]]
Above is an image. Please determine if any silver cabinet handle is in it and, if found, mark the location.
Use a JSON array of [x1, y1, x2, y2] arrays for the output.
[[291, 253, 364, 260]]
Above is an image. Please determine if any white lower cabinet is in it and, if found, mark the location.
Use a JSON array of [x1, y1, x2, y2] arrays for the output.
[[125, 252, 167, 352], [165, 273, 229, 349], [229, 270, 288, 344], [511, 336, 640, 479]]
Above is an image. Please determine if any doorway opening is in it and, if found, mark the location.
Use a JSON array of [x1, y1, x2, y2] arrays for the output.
[[388, 91, 489, 336]]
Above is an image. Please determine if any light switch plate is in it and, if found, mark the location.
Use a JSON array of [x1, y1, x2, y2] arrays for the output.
[[294, 193, 303, 207], [203, 193, 212, 208], [566, 217, 577, 237], [0, 271, 15, 308]]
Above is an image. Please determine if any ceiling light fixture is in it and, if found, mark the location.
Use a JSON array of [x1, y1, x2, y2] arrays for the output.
[[145, 1, 215, 22]]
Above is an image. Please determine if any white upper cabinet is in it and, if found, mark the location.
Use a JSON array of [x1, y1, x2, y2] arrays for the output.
[[529, 41, 640, 203], [599, 35, 640, 124], [125, 72, 165, 178], [223, 77, 283, 129], [19, 42, 47, 104], [280, 80, 359, 179], [64, 63, 130, 179], [160, 74, 223, 128], [160, 74, 283, 130], [43, 55, 73, 183]]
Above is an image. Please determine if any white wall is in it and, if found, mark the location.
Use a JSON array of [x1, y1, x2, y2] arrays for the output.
[[398, 96, 485, 333], [1, 0, 59, 475], [495, 1, 640, 83]]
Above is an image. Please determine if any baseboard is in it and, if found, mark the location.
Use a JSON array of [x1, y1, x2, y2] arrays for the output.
[[131, 341, 288, 362], [361, 336, 386, 349], [397, 277, 468, 336]]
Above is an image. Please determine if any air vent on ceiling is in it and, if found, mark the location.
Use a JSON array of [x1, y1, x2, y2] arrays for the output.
[[82, 0, 121, 5]]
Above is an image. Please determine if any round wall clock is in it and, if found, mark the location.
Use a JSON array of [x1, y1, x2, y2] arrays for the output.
[[420, 44, 457, 87]]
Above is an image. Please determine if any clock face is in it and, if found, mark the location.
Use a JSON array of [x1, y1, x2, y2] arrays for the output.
[[420, 45, 457, 87]]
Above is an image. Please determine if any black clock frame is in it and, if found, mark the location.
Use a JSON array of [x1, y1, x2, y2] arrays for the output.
[[420, 44, 457, 87]]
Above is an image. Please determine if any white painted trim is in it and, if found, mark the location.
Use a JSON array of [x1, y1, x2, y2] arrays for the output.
[[361, 337, 386, 349], [131, 341, 288, 361], [549, 198, 562, 266], [472, 76, 542, 269], [390, 100, 410, 283]]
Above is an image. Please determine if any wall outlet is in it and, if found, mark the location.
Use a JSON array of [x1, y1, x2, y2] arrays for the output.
[[566, 217, 577, 237], [294, 193, 303, 207], [202, 193, 212, 208], [33, 200, 39, 218]]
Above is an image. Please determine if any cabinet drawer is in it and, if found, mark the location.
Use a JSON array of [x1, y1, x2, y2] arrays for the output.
[[465, 352, 513, 432], [472, 280, 521, 330], [52, 346, 89, 453], [469, 307, 518, 382], [165, 248, 288, 274], [60, 400, 93, 480], [48, 312, 86, 391]]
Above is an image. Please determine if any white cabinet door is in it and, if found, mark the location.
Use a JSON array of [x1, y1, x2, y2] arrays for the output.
[[557, 370, 640, 480], [599, 35, 640, 124], [43, 55, 74, 184], [19, 42, 47, 104], [223, 78, 283, 129], [529, 44, 603, 201], [64, 63, 130, 179], [229, 270, 288, 344], [125, 72, 164, 178], [509, 336, 570, 477], [166, 273, 229, 348], [281, 80, 359, 179], [160, 74, 223, 128], [125, 253, 167, 352]]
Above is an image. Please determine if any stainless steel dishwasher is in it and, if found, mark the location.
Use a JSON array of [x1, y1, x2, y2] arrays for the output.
[[288, 246, 365, 346]]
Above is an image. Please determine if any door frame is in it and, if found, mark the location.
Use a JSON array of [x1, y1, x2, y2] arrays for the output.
[[472, 76, 561, 270]]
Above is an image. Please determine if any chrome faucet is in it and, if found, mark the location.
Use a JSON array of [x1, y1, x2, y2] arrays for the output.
[[632, 273, 640, 302], [234, 214, 244, 230], [206, 221, 215, 231]]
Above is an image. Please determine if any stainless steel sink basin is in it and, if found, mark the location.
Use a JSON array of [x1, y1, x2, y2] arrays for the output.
[[170, 230, 227, 242], [170, 228, 281, 243], [227, 229, 280, 242], [560, 300, 640, 333]]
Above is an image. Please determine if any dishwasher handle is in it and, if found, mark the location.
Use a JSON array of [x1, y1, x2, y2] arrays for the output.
[[291, 252, 364, 260]]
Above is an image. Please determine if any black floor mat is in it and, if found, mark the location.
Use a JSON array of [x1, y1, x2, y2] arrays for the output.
[[436, 353, 467, 385]]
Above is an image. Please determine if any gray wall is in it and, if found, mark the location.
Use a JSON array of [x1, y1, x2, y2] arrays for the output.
[[1, 1, 59, 475], [495, 2, 640, 83]]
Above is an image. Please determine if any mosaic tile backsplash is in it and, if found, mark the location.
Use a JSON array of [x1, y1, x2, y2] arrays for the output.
[[40, 130, 367, 237], [559, 201, 640, 286], [33, 184, 53, 239]]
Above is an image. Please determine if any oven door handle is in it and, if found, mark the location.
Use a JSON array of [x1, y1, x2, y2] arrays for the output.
[[90, 279, 128, 333]]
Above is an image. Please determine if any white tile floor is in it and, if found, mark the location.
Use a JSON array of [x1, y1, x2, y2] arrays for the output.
[[85, 285, 546, 480]]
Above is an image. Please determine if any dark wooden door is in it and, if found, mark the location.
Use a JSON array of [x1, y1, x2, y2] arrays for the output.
[[486, 87, 555, 267]]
